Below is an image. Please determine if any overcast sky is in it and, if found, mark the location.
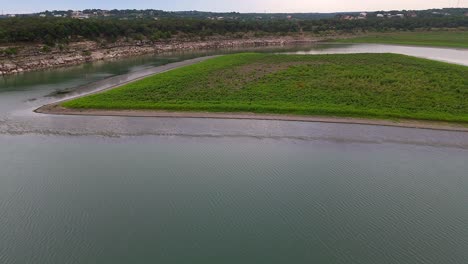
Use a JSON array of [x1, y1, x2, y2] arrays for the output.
[[2, 0, 467, 14]]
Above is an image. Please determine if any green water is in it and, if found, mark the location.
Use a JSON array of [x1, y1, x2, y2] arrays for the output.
[[0, 44, 467, 263], [0, 135, 467, 264]]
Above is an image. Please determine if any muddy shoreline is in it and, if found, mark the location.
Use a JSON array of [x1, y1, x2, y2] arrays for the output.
[[35, 105, 468, 133], [0, 35, 329, 75]]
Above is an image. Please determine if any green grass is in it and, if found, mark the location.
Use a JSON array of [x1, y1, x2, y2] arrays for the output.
[[334, 31, 468, 48], [63, 53, 468, 123]]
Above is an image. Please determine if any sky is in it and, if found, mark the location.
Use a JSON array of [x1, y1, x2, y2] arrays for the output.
[[1, 0, 467, 14]]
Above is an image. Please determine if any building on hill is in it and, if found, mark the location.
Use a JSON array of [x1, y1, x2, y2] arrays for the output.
[[71, 11, 89, 19], [340, 15, 355, 20]]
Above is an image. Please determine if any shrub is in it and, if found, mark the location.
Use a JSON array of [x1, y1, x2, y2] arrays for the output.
[[42, 45, 52, 53], [3, 47, 18, 56]]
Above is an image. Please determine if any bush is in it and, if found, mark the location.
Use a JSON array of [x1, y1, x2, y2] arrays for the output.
[[58, 44, 68, 51], [150, 31, 171, 42], [3, 47, 18, 56], [42, 45, 52, 53], [132, 33, 145, 41]]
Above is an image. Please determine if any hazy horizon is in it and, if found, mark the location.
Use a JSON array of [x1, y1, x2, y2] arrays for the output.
[[2, 0, 467, 15]]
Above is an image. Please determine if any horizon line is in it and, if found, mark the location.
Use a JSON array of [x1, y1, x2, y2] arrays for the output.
[[2, 6, 467, 15]]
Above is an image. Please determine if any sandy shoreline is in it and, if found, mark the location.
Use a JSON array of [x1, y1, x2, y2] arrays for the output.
[[35, 55, 468, 133]]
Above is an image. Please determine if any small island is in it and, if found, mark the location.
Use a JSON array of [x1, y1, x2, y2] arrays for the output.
[[58, 53, 468, 125]]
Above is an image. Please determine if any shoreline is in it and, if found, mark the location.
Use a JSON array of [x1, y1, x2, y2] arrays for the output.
[[36, 105, 468, 133], [0, 36, 328, 76], [35, 106, 468, 132]]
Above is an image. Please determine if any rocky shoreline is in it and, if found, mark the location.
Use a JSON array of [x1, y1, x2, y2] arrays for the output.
[[0, 36, 328, 75]]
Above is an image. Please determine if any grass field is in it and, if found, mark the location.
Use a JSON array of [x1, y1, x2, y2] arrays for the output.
[[334, 31, 468, 48], [63, 53, 468, 123]]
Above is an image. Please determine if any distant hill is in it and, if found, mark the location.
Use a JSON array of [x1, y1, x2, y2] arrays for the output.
[[7, 8, 465, 21], [31, 8, 468, 21], [26, 9, 348, 20]]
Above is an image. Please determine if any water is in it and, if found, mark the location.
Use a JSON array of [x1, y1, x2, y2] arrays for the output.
[[283, 43, 468, 66], [0, 44, 467, 264]]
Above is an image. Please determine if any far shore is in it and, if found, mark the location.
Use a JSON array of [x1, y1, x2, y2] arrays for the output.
[[1, 35, 334, 76]]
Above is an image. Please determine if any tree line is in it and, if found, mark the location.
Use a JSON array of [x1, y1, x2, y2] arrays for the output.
[[0, 16, 467, 45]]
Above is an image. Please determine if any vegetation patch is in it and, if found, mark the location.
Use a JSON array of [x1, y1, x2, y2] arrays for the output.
[[63, 53, 468, 123], [0, 47, 19, 56], [334, 31, 468, 48]]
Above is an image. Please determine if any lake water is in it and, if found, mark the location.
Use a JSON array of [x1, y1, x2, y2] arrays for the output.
[[283, 43, 468, 66], [0, 44, 467, 264]]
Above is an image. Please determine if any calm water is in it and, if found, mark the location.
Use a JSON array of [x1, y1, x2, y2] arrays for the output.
[[0, 44, 467, 264], [283, 43, 468, 66]]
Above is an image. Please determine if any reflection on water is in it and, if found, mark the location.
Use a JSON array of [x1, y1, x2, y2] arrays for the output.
[[0, 43, 467, 264], [282, 43, 468, 66]]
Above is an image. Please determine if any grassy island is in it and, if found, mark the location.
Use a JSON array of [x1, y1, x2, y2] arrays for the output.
[[334, 31, 468, 48], [63, 53, 468, 123]]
